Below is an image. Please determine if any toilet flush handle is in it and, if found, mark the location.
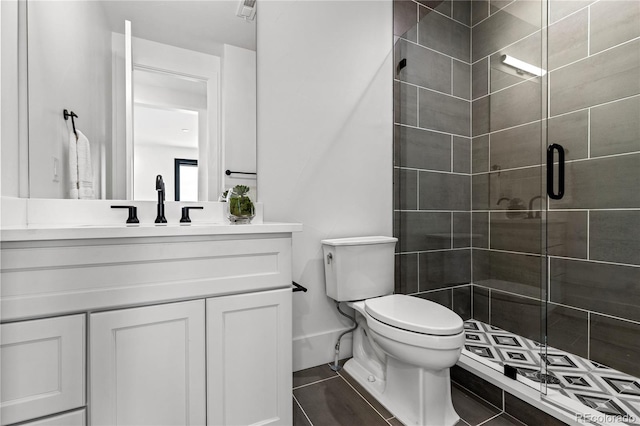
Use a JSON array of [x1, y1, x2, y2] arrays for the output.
[[327, 253, 333, 264]]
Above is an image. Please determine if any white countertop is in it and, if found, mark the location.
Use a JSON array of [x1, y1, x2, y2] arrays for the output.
[[1, 222, 302, 242]]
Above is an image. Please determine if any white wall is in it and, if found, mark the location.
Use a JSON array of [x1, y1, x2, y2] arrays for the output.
[[257, 0, 393, 371], [27, 1, 112, 199], [134, 144, 198, 201], [222, 44, 257, 197]]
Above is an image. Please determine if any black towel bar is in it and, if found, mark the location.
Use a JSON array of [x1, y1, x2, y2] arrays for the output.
[[292, 282, 308, 293], [63, 109, 79, 138], [225, 169, 257, 176]]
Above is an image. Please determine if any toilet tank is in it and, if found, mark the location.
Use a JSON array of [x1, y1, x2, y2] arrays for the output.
[[322, 236, 398, 302]]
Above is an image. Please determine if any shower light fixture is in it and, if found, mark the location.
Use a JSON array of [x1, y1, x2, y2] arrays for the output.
[[501, 54, 546, 77]]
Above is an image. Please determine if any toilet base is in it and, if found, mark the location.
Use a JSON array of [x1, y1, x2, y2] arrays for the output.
[[344, 357, 460, 426]]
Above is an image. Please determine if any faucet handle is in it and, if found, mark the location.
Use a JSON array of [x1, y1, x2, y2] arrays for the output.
[[180, 206, 204, 223], [111, 205, 139, 224]]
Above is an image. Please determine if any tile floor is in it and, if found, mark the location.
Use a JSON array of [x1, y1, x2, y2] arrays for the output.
[[292, 362, 527, 426]]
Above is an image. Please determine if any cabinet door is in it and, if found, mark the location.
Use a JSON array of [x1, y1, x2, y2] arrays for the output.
[[1, 315, 85, 426], [207, 288, 292, 426], [90, 300, 205, 426], [21, 409, 85, 426]]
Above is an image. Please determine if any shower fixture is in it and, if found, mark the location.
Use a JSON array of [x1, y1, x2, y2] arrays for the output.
[[501, 54, 546, 77]]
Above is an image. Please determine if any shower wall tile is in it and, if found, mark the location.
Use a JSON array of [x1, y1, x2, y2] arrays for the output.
[[490, 290, 542, 342], [590, 96, 640, 157], [418, 6, 470, 62], [489, 0, 513, 16], [394, 81, 418, 126], [547, 110, 589, 160], [452, 0, 471, 27], [394, 168, 418, 210], [547, 303, 589, 359], [504, 394, 566, 426], [471, 135, 489, 173], [549, 0, 594, 24], [472, 58, 489, 100], [471, 212, 489, 248], [589, 0, 640, 55], [550, 153, 640, 209], [394, 125, 451, 171], [394, 0, 418, 40], [549, 257, 640, 323], [473, 249, 542, 299], [482, 167, 542, 210], [419, 249, 471, 290], [453, 136, 471, 173], [485, 80, 542, 132], [453, 212, 471, 248], [548, 8, 588, 70], [550, 39, 640, 116], [416, 287, 452, 309], [452, 60, 471, 100], [472, 0, 541, 62], [590, 210, 640, 266], [490, 216, 542, 254], [395, 39, 452, 93], [453, 285, 472, 320], [471, 0, 489, 26], [472, 285, 490, 324], [396, 211, 452, 252], [472, 96, 490, 136], [590, 314, 640, 378], [489, 122, 542, 170], [417, 0, 451, 17], [471, 174, 489, 210], [546, 211, 587, 259], [418, 88, 470, 136], [418, 172, 470, 210], [395, 253, 419, 294]]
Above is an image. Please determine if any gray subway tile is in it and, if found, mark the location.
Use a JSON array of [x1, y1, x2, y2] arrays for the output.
[[453, 285, 472, 320], [452, 0, 471, 26], [472, 135, 489, 173], [416, 288, 452, 308], [419, 249, 471, 291], [483, 167, 543, 211], [490, 214, 543, 254], [471, 0, 489, 26], [472, 58, 489, 100], [472, 0, 542, 62], [453, 136, 471, 173], [473, 249, 543, 299], [396, 211, 452, 252], [490, 122, 543, 170], [453, 60, 471, 100], [550, 154, 640, 209], [546, 211, 588, 259], [590, 314, 640, 378], [395, 253, 419, 294], [489, 0, 513, 15], [419, 172, 470, 210], [394, 168, 418, 210], [472, 212, 489, 248], [453, 212, 471, 248], [419, 89, 470, 136], [418, 6, 471, 61], [548, 110, 589, 160], [472, 96, 490, 136], [550, 39, 640, 116], [591, 96, 640, 157], [394, 81, 418, 126], [550, 257, 640, 322], [394, 125, 452, 171], [547, 303, 589, 359], [590, 210, 640, 266], [472, 173, 490, 210], [417, 0, 452, 17], [394, 0, 418, 40], [486, 80, 542, 133], [589, 0, 640, 55], [490, 290, 542, 342], [395, 38, 452, 93], [549, 0, 594, 24], [548, 8, 588, 70], [472, 285, 490, 323]]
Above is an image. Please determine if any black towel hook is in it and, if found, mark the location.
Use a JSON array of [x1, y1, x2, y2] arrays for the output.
[[63, 109, 78, 138]]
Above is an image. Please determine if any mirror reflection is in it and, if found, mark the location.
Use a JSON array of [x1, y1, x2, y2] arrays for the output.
[[27, 0, 257, 201]]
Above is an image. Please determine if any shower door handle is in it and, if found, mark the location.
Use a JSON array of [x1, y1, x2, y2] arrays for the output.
[[547, 144, 565, 200]]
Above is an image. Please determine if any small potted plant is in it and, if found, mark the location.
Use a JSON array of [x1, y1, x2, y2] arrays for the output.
[[226, 185, 255, 224]]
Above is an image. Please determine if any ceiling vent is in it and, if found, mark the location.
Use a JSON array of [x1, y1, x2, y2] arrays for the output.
[[236, 0, 256, 21]]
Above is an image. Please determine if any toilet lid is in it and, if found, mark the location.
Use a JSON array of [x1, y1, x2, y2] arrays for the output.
[[365, 294, 463, 336]]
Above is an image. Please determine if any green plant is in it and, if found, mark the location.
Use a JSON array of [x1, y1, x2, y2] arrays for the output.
[[229, 185, 254, 217], [233, 185, 250, 196]]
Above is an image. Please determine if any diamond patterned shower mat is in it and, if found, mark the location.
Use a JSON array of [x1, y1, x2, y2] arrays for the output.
[[463, 320, 640, 425]]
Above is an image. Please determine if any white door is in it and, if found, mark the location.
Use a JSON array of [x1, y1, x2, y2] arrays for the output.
[[90, 300, 205, 426], [207, 288, 292, 426]]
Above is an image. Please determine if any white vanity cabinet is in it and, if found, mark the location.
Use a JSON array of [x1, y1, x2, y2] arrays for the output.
[[0, 225, 299, 426]]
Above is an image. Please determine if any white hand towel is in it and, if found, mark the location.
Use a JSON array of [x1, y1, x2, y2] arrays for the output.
[[69, 129, 95, 199]]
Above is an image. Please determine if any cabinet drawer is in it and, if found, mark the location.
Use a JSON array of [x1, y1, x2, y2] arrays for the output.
[[1, 315, 85, 426], [21, 409, 85, 426]]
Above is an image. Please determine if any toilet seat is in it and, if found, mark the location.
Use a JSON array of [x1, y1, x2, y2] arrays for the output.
[[365, 294, 463, 336]]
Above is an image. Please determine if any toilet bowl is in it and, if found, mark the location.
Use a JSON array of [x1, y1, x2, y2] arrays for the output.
[[322, 237, 465, 426]]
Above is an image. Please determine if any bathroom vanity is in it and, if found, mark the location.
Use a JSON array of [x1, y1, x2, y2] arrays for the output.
[[0, 214, 300, 426]]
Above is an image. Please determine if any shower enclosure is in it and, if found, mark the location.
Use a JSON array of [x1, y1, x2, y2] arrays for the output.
[[393, 0, 640, 421]]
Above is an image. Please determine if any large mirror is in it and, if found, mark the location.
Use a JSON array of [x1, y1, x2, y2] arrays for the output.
[[26, 0, 256, 201]]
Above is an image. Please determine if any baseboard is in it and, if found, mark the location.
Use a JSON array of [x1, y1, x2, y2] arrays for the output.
[[293, 328, 353, 372]]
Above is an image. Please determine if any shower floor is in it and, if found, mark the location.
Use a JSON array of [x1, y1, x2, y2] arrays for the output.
[[463, 320, 640, 425]]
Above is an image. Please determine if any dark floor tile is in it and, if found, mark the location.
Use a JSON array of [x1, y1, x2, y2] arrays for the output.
[[293, 376, 389, 426], [338, 371, 393, 419], [293, 397, 312, 426], [483, 413, 526, 425], [590, 314, 640, 378], [452, 382, 501, 425], [451, 364, 503, 409], [504, 393, 566, 426], [293, 364, 338, 388]]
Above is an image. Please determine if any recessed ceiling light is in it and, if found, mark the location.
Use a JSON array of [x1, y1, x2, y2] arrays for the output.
[[182, 129, 189, 133]]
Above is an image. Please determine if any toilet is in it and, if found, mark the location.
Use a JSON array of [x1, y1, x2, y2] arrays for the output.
[[322, 236, 465, 426]]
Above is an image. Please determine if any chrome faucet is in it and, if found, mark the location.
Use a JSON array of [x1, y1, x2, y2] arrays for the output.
[[155, 175, 167, 223], [527, 195, 543, 219]]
